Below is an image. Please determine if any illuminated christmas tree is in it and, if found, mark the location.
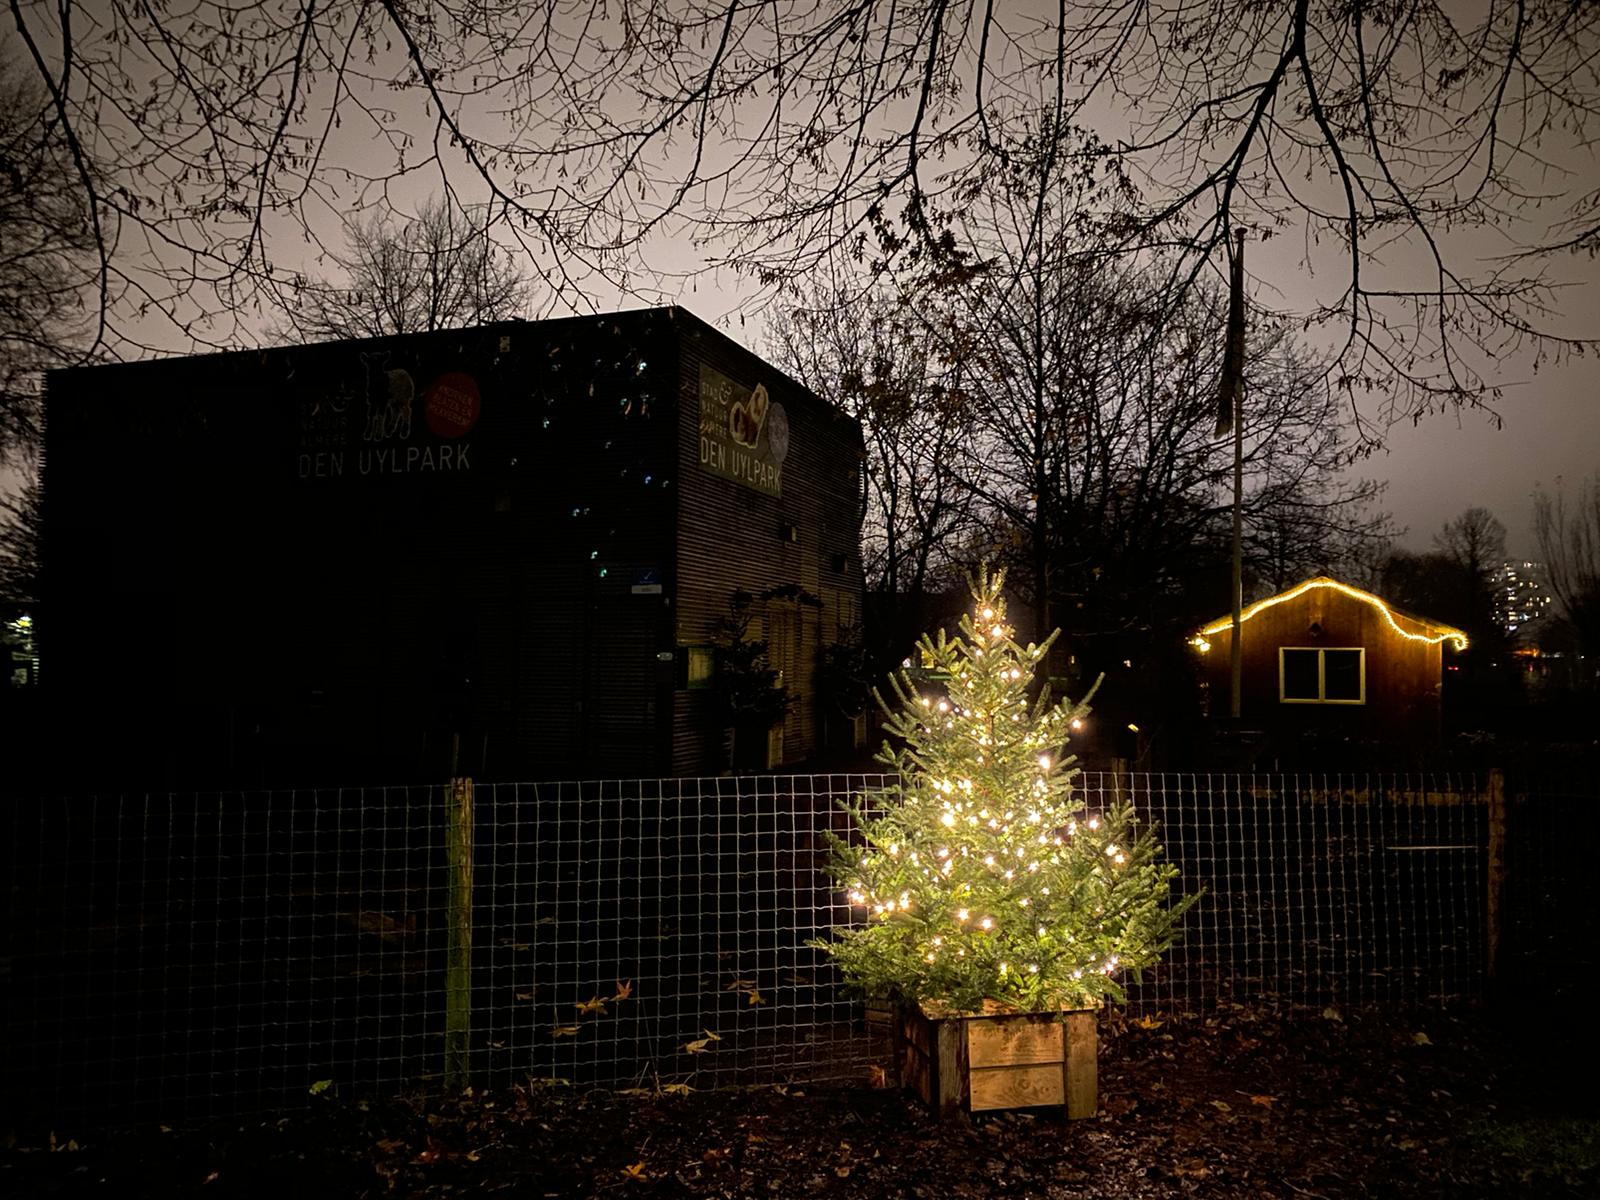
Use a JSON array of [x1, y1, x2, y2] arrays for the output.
[[817, 566, 1194, 1013]]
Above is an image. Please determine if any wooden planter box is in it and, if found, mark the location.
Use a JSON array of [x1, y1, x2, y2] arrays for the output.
[[895, 1001, 1097, 1119]]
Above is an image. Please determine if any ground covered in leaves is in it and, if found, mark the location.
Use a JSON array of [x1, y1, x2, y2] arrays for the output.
[[7, 1006, 1598, 1199]]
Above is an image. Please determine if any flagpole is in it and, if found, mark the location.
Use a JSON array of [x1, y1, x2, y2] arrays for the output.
[[1229, 229, 1245, 720]]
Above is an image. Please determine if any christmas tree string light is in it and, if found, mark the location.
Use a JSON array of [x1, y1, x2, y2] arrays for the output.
[[815, 565, 1196, 1013]]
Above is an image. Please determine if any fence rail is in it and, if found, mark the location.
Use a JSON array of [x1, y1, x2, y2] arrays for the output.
[[3, 769, 1592, 1127]]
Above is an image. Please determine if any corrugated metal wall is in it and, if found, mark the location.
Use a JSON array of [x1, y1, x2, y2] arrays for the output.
[[500, 313, 678, 779], [668, 310, 865, 775]]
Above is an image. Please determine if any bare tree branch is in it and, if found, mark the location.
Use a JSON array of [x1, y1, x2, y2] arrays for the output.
[[4, 0, 1596, 426], [0, 39, 98, 460], [279, 193, 534, 340]]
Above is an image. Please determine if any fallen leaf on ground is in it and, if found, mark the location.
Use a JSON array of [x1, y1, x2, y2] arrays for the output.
[[1413, 1031, 1433, 1046], [621, 1161, 648, 1181]]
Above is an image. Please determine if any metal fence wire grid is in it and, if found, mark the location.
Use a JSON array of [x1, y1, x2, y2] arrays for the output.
[[4, 769, 1592, 1126]]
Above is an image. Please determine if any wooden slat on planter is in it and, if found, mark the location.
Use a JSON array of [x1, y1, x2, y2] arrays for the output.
[[865, 1001, 894, 1034], [968, 1016, 1063, 1067], [902, 1043, 933, 1104], [1064, 1010, 1098, 1120], [970, 1063, 1064, 1110], [897, 1003, 1098, 1119], [934, 1019, 965, 1118]]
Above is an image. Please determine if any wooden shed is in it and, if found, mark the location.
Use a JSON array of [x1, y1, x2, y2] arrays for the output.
[[1194, 577, 1468, 761], [40, 307, 865, 786]]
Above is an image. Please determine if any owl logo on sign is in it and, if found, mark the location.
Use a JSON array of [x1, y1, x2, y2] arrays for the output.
[[360, 351, 415, 442], [729, 382, 770, 449]]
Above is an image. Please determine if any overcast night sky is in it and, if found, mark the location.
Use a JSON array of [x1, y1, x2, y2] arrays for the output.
[[1373, 362, 1598, 558]]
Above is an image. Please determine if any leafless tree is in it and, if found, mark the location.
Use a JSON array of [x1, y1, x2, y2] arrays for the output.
[[0, 467, 39, 609], [280, 195, 533, 341], [7, 1, 1599, 425], [0, 52, 96, 461], [1376, 548, 1474, 629], [1423, 506, 1512, 666], [1375, 514, 1518, 702], [1534, 475, 1600, 680], [1434, 507, 1508, 586], [775, 181, 1389, 696], [876, 152, 1391, 655], [1249, 479, 1397, 596], [769, 287, 977, 612]]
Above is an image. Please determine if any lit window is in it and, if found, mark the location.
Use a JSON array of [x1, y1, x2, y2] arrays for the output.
[[1279, 647, 1364, 705], [685, 646, 715, 689]]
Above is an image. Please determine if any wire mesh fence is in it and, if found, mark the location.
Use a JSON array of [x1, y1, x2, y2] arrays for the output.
[[471, 775, 887, 1095], [4, 768, 1591, 1127], [1498, 768, 1600, 1017], [4, 785, 445, 1124], [1096, 773, 1491, 1014]]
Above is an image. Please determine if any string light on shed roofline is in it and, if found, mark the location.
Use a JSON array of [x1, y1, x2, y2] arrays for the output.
[[1197, 577, 1468, 650]]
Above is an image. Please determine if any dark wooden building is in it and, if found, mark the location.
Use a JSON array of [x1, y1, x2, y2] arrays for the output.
[[1194, 577, 1468, 762], [40, 307, 865, 786]]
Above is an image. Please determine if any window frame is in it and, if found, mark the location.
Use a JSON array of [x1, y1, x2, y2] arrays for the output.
[[1278, 646, 1366, 705]]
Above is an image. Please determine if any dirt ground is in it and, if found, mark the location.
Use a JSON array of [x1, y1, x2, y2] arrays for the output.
[[6, 1005, 1597, 1199]]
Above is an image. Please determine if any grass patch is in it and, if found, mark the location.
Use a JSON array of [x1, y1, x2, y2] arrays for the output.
[[1469, 1114, 1600, 1187]]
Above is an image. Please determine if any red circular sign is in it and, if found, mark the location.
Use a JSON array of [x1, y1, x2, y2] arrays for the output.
[[424, 372, 481, 438]]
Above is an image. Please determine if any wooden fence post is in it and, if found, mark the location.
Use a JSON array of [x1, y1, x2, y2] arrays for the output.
[[445, 776, 474, 1089], [1485, 767, 1506, 994]]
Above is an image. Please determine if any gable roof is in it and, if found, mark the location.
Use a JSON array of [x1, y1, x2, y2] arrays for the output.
[[1198, 576, 1469, 651]]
